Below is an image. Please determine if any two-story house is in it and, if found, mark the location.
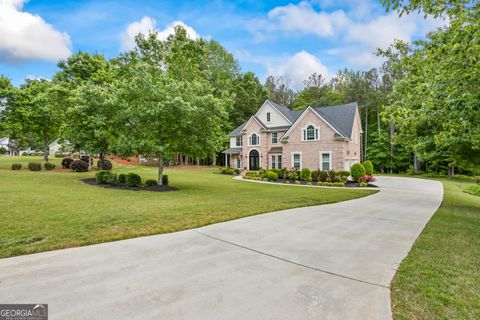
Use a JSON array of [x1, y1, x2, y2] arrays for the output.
[[222, 100, 362, 172]]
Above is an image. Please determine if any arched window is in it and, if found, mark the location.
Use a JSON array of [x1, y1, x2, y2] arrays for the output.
[[249, 133, 259, 145], [303, 125, 319, 141]]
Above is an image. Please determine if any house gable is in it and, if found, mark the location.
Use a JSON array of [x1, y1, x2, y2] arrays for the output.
[[255, 100, 292, 128], [280, 107, 342, 142]]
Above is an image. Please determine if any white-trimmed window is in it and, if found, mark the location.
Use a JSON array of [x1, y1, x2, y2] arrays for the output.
[[320, 152, 332, 171], [236, 136, 242, 146], [271, 132, 278, 144], [278, 155, 282, 169], [236, 158, 241, 169], [249, 133, 259, 146], [267, 112, 271, 123], [271, 154, 282, 169], [292, 152, 302, 171], [271, 155, 276, 169], [302, 124, 319, 141]]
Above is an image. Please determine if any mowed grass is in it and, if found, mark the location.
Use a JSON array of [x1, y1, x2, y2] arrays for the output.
[[391, 178, 480, 319], [0, 155, 63, 169], [0, 157, 376, 258]]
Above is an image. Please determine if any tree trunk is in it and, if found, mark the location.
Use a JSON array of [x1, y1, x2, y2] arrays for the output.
[[389, 121, 395, 174], [448, 165, 454, 179], [413, 153, 420, 172], [157, 151, 164, 185], [377, 106, 381, 136], [43, 137, 49, 162], [212, 153, 217, 166], [364, 107, 368, 160]]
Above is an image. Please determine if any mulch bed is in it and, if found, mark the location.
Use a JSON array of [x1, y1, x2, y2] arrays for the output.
[[81, 178, 178, 192]]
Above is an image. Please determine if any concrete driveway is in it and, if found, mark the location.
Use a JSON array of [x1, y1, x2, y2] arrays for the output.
[[0, 176, 443, 319]]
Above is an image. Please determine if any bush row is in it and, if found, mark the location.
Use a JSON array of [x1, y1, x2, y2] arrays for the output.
[[218, 167, 240, 175], [11, 162, 56, 171], [95, 171, 169, 187]]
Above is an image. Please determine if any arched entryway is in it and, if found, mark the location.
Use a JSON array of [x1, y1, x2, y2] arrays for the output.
[[249, 149, 260, 170]]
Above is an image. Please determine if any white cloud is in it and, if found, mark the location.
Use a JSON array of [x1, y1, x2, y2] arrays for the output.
[[267, 51, 329, 90], [266, 1, 348, 37], [120, 17, 199, 51], [0, 0, 72, 62]]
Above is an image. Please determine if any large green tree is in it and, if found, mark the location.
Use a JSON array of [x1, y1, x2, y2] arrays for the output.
[[7, 79, 68, 161], [381, 0, 480, 175], [55, 52, 115, 158], [112, 27, 230, 183], [230, 72, 268, 126]]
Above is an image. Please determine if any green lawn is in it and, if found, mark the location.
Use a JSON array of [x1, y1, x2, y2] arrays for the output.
[[0, 155, 63, 169], [0, 156, 376, 258], [391, 178, 480, 319]]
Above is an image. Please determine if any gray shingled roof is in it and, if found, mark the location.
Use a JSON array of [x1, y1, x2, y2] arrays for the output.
[[314, 102, 358, 137], [228, 100, 358, 138]]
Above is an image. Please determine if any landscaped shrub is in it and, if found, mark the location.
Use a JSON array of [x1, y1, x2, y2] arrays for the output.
[[294, 180, 301, 184], [80, 155, 90, 163], [338, 170, 350, 181], [300, 168, 312, 181], [280, 167, 287, 179], [71, 160, 89, 172], [118, 173, 127, 185], [218, 167, 237, 175], [95, 171, 117, 185], [350, 163, 366, 181], [162, 174, 169, 186], [126, 173, 142, 187], [266, 170, 278, 181], [327, 170, 337, 182], [44, 162, 55, 170], [362, 160, 374, 175], [21, 152, 28, 156], [360, 182, 368, 187], [359, 175, 377, 183], [11, 163, 22, 170], [145, 179, 158, 187], [286, 168, 298, 180], [61, 157, 74, 169], [28, 162, 41, 171], [259, 168, 266, 179], [318, 170, 328, 182], [97, 159, 113, 170], [311, 169, 321, 181], [0, 148, 6, 155]]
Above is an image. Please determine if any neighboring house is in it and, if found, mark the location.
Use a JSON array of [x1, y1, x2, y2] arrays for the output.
[[222, 100, 362, 172], [49, 139, 72, 156], [0, 137, 8, 153]]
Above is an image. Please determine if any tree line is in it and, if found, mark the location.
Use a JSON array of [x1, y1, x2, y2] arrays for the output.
[[0, 0, 478, 182]]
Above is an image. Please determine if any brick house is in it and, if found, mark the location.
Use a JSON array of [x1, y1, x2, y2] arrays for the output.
[[222, 100, 362, 172]]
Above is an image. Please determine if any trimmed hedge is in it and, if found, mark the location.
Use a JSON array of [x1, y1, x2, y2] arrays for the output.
[[118, 174, 127, 185], [44, 162, 55, 170], [28, 162, 41, 171], [266, 170, 278, 181], [95, 171, 117, 185], [145, 179, 158, 187], [71, 160, 89, 172], [126, 173, 142, 187], [351, 163, 366, 181], [61, 157, 74, 169], [300, 168, 312, 181], [97, 159, 113, 171], [161, 174, 169, 186], [11, 163, 22, 170]]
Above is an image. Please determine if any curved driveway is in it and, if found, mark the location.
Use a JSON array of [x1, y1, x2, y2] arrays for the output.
[[0, 176, 443, 319]]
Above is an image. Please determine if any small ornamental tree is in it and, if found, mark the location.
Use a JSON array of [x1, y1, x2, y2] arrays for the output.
[[363, 160, 374, 175], [350, 163, 366, 181]]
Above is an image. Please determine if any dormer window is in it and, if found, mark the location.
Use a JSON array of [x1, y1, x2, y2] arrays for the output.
[[302, 125, 319, 141], [236, 136, 242, 146], [266, 112, 271, 122], [249, 133, 259, 146]]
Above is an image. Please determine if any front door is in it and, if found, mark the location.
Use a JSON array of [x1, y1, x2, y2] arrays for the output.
[[249, 149, 259, 170]]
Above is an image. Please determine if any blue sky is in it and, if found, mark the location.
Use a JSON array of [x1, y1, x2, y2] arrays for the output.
[[0, 0, 445, 88]]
